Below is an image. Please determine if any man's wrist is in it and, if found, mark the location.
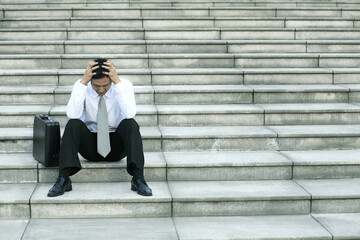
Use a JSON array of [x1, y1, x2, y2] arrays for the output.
[[112, 76, 121, 84], [80, 78, 90, 86]]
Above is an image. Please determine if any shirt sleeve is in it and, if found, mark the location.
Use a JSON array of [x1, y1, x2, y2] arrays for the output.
[[113, 78, 136, 119], [66, 79, 87, 119]]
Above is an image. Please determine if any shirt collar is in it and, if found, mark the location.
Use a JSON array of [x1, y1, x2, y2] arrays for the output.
[[88, 82, 114, 98]]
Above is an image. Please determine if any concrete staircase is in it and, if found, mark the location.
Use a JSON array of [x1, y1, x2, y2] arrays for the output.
[[1, 0, 360, 239]]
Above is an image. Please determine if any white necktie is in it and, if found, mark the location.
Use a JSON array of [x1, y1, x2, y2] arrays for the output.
[[97, 95, 111, 157]]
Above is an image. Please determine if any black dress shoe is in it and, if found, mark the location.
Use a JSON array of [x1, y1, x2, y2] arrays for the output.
[[131, 178, 152, 196], [47, 177, 72, 197]]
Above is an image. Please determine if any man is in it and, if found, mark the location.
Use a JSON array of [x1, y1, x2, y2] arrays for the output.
[[47, 58, 152, 197]]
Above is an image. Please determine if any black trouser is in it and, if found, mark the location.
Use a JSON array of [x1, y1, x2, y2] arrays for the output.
[[58, 118, 144, 177]]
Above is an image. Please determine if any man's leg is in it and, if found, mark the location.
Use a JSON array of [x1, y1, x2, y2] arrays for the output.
[[48, 119, 97, 197], [113, 119, 152, 196]]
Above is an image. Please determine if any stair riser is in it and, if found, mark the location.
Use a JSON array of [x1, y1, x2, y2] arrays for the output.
[[0, 75, 58, 86], [152, 74, 242, 85], [8, 57, 360, 69], [158, 114, 264, 126], [4, 43, 360, 55], [0, 139, 160, 153], [155, 92, 252, 104], [51, 115, 157, 127], [162, 137, 360, 151], [30, 202, 171, 219], [0, 169, 37, 183], [3, 136, 360, 153], [0, 205, 30, 219], [5, 112, 360, 128], [350, 93, 360, 102], [0, 19, 357, 29], [39, 167, 166, 183], [265, 113, 360, 125], [58, 74, 151, 86], [3, 72, 355, 86], [244, 73, 333, 85], [311, 200, 360, 214], [278, 137, 360, 151], [167, 166, 292, 181], [0, 94, 54, 105], [294, 165, 360, 179], [2, 29, 360, 41], [5, 9, 355, 18], [173, 200, 310, 217], [0, 91, 351, 106], [4, 164, 360, 183], [254, 92, 349, 104], [55, 92, 154, 105], [296, 31, 360, 40]]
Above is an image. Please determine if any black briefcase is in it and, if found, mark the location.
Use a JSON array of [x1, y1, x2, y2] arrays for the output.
[[33, 114, 60, 167]]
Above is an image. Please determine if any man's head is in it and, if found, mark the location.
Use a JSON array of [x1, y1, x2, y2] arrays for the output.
[[91, 58, 111, 96]]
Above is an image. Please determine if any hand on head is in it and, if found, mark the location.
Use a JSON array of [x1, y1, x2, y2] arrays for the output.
[[80, 59, 120, 86]]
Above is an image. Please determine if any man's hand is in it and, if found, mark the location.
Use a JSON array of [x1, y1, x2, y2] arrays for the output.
[[102, 61, 121, 84], [80, 61, 99, 86]]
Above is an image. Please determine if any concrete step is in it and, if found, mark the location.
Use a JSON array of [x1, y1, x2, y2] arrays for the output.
[[0, 126, 161, 153], [170, 180, 311, 216], [0, 181, 171, 219], [3, 149, 360, 183], [172, 178, 360, 216], [3, 68, 360, 86], [0, 84, 355, 106], [250, 84, 351, 103], [0, 1, 357, 8], [283, 150, 360, 179], [0, 151, 294, 183], [3, 27, 360, 41], [295, 178, 360, 213], [153, 85, 253, 104], [258, 103, 360, 125], [2, 68, 347, 86], [340, 84, 360, 102], [0, 104, 157, 127], [0, 85, 154, 105], [5, 125, 360, 152], [0, 180, 310, 219], [4, 7, 360, 18], [3, 40, 360, 54], [159, 125, 360, 151], [2, 214, 360, 240], [0, 152, 166, 183], [0, 16, 358, 29], [51, 104, 158, 126], [54, 85, 253, 105], [4, 53, 360, 69]]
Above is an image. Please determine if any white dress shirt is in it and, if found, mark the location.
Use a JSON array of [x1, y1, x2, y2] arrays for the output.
[[66, 78, 136, 133]]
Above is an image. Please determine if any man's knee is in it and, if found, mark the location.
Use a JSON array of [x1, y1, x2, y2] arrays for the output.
[[119, 118, 139, 129], [65, 119, 86, 131]]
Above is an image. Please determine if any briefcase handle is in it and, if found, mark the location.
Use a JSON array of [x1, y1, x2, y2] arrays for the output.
[[38, 114, 50, 120]]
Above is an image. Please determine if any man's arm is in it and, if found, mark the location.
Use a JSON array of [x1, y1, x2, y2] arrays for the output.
[[103, 61, 136, 118], [66, 62, 98, 119]]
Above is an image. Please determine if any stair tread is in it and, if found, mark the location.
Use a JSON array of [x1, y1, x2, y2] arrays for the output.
[[30, 181, 171, 203], [295, 178, 360, 199]]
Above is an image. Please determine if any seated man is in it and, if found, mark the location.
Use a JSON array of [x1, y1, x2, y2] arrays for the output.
[[48, 59, 152, 197]]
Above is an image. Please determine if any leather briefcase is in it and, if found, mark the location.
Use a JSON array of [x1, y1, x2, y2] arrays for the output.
[[33, 114, 60, 167]]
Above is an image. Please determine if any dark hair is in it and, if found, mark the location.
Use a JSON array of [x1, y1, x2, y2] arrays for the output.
[[92, 58, 109, 80]]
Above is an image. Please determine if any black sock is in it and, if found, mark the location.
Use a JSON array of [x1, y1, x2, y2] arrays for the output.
[[59, 168, 71, 181], [132, 167, 144, 180]]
